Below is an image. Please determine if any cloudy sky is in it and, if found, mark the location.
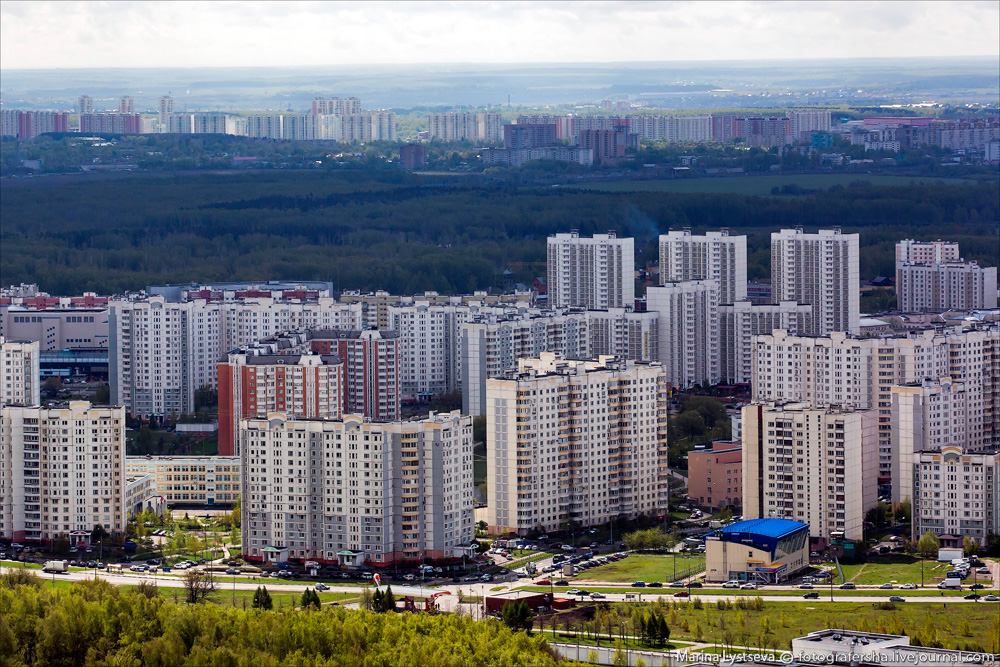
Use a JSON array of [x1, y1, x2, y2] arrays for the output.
[[2, 0, 998, 69]]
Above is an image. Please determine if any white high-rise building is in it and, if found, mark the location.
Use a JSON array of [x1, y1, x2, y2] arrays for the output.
[[771, 228, 859, 335], [157, 96, 174, 127], [388, 302, 465, 400], [896, 261, 997, 312], [912, 446, 999, 547], [895, 239, 961, 265], [1, 338, 40, 407], [427, 112, 502, 142], [246, 114, 284, 139], [786, 110, 832, 140], [646, 281, 719, 388], [742, 402, 878, 541], [547, 232, 635, 310], [891, 378, 969, 506], [586, 308, 659, 362], [751, 326, 1000, 482], [1, 402, 125, 543], [718, 301, 812, 384], [486, 354, 667, 535], [78, 95, 94, 115], [241, 411, 474, 566], [659, 229, 747, 304], [118, 96, 134, 115]]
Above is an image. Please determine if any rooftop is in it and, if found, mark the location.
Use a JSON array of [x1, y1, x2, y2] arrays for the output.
[[714, 518, 808, 540]]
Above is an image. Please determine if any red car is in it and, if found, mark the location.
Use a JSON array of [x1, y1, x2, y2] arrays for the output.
[[536, 579, 552, 586], [673, 591, 690, 598]]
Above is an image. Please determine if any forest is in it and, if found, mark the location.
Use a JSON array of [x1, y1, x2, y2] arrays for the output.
[[1, 169, 997, 296], [0, 575, 561, 667]]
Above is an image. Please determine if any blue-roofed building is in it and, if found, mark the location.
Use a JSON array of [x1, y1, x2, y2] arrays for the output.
[[704, 518, 809, 583]]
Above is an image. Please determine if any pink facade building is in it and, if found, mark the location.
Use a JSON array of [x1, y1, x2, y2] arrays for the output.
[[687, 440, 742, 510]]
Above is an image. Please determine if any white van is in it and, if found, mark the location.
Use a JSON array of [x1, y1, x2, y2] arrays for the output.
[[722, 581, 741, 589]]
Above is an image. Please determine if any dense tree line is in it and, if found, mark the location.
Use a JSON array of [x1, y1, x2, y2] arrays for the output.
[[1, 170, 996, 295], [0, 575, 560, 667]]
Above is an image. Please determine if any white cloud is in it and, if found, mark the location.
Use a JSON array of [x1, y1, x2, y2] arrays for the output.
[[1, 0, 997, 69]]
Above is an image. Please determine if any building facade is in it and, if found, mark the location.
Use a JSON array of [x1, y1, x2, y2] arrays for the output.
[[659, 229, 748, 304], [719, 301, 812, 385], [0, 402, 124, 543], [912, 446, 999, 547], [646, 281, 720, 388], [241, 412, 474, 566], [742, 402, 878, 541], [1, 338, 40, 407], [124, 456, 241, 506], [546, 232, 635, 310], [771, 228, 860, 335], [896, 261, 998, 312], [486, 354, 668, 535], [687, 440, 743, 510]]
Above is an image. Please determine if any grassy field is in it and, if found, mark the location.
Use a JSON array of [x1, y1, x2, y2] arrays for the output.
[[517, 585, 974, 598], [570, 174, 978, 196], [828, 557, 966, 586], [536, 629, 695, 652], [547, 599, 1000, 653], [574, 555, 705, 583]]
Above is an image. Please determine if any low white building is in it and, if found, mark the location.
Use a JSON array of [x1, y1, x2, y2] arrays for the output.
[[124, 456, 241, 506], [124, 472, 165, 517]]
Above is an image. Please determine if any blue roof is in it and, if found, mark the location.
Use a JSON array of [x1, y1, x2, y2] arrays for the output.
[[714, 518, 808, 540]]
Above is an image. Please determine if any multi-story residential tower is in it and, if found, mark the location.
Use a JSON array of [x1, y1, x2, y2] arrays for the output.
[[751, 326, 1000, 483], [427, 112, 502, 142], [486, 354, 667, 535], [659, 229, 748, 304], [241, 411, 474, 566], [388, 303, 464, 400], [0, 402, 124, 543], [586, 309, 659, 362], [547, 232, 635, 310], [1, 338, 40, 407], [157, 96, 174, 126], [308, 329, 400, 422], [771, 228, 859, 335], [786, 109, 832, 140], [78, 95, 94, 115], [890, 378, 969, 506], [895, 239, 961, 264], [896, 261, 997, 311], [742, 402, 878, 541], [118, 96, 135, 115], [912, 446, 999, 547], [688, 440, 743, 511], [646, 281, 719, 388], [718, 301, 811, 384]]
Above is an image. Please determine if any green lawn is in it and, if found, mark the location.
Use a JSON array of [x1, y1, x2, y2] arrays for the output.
[[828, 557, 967, 586], [570, 174, 978, 196], [535, 629, 694, 652], [517, 585, 972, 598], [573, 555, 705, 584], [546, 599, 999, 653]]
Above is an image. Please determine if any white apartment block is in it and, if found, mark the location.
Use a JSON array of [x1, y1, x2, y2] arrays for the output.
[[659, 229, 747, 304], [310, 97, 362, 116], [742, 402, 878, 541], [427, 112, 503, 142], [78, 95, 94, 115], [486, 354, 667, 535], [771, 228, 859, 335], [157, 96, 174, 126], [241, 412, 474, 565], [912, 446, 999, 547], [896, 239, 961, 265], [0, 402, 124, 543], [891, 378, 969, 506], [718, 301, 812, 384], [547, 232, 635, 310], [388, 303, 466, 400], [124, 456, 241, 506], [629, 115, 712, 143], [110, 296, 364, 417], [1, 307, 109, 350], [786, 110, 832, 140], [646, 281, 720, 388], [118, 96, 134, 115], [751, 326, 1000, 482], [587, 308, 659, 362], [246, 114, 285, 140], [461, 311, 590, 417], [1, 338, 40, 407], [896, 261, 998, 312], [338, 111, 397, 142]]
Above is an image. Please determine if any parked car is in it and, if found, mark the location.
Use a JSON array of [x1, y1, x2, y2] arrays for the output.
[[555, 580, 569, 586], [631, 581, 646, 588], [840, 582, 856, 590], [722, 581, 740, 589], [590, 592, 606, 600], [879, 583, 893, 589], [888, 596, 905, 602], [740, 582, 757, 590], [674, 591, 690, 598], [803, 592, 820, 599], [976, 567, 991, 575], [647, 582, 663, 588], [900, 583, 917, 590]]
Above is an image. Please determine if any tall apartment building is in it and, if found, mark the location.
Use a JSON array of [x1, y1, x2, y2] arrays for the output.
[[310, 97, 362, 116], [629, 115, 712, 143], [912, 446, 999, 547], [0, 402, 125, 543], [118, 96, 134, 115], [742, 402, 878, 541], [388, 303, 464, 400], [461, 311, 590, 417], [1, 338, 40, 407], [246, 114, 285, 139], [786, 110, 832, 141], [218, 351, 344, 457], [241, 412, 474, 566], [547, 232, 635, 310], [0, 111, 71, 139], [157, 96, 174, 126], [427, 112, 502, 142], [78, 113, 143, 134], [896, 261, 997, 312], [688, 440, 743, 511], [338, 111, 397, 142], [895, 239, 961, 265], [751, 326, 1000, 483], [486, 354, 667, 535], [109, 296, 364, 418], [168, 112, 247, 136], [718, 301, 812, 384], [586, 308, 659, 362], [771, 228, 859, 335], [78, 95, 94, 115], [308, 329, 400, 422], [890, 378, 969, 506], [646, 281, 720, 388], [659, 229, 748, 304], [577, 128, 628, 165], [124, 456, 241, 505]]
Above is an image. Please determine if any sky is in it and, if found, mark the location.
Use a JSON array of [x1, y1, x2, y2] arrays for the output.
[[1, 0, 998, 70]]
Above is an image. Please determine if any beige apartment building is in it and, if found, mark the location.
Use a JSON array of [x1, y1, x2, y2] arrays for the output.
[[124, 456, 241, 506], [687, 440, 742, 510]]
